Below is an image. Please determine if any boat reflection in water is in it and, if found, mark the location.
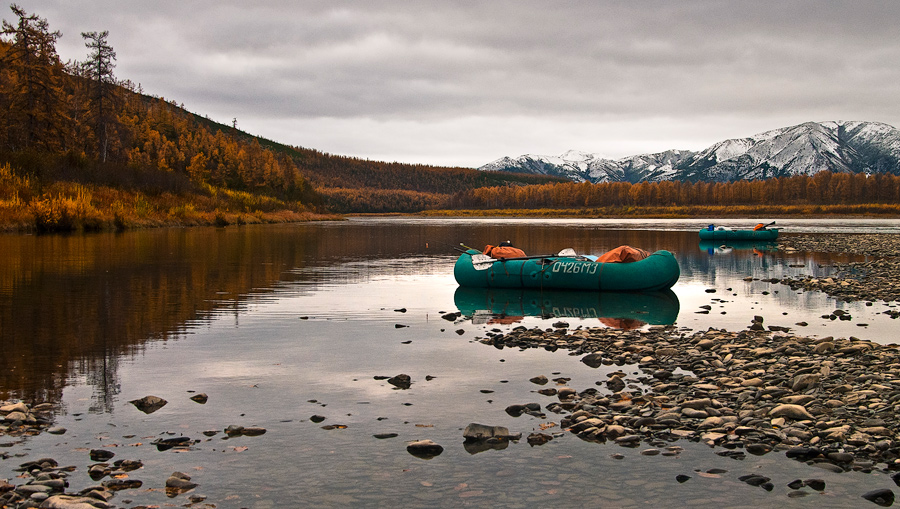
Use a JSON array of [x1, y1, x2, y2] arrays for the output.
[[698, 240, 777, 256], [453, 287, 680, 330]]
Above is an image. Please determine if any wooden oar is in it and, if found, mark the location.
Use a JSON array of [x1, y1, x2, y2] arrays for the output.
[[471, 248, 577, 271]]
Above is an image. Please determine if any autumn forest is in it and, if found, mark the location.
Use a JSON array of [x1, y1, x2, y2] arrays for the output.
[[0, 4, 898, 233]]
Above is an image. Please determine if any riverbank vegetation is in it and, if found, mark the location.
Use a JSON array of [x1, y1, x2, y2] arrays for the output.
[[421, 203, 900, 219], [0, 161, 335, 232], [430, 171, 900, 217]]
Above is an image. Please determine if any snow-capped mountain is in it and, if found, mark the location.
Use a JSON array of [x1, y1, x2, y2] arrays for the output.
[[479, 121, 900, 183]]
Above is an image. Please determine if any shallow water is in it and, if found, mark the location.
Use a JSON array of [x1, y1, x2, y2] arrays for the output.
[[2, 218, 899, 508]]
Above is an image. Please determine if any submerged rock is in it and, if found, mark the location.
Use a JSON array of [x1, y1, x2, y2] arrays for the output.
[[862, 488, 895, 507], [527, 433, 553, 446], [166, 471, 198, 496], [128, 395, 168, 414], [387, 374, 412, 389], [406, 439, 443, 459], [89, 449, 115, 462], [153, 436, 193, 451]]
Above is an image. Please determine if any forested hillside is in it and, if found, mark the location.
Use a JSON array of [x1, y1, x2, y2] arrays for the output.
[[0, 4, 328, 230], [0, 4, 563, 230]]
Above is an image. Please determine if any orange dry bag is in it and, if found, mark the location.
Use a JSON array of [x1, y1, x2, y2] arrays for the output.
[[596, 245, 650, 263], [483, 245, 526, 259]]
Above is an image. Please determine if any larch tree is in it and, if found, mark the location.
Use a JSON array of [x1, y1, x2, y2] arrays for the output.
[[0, 4, 65, 151], [81, 30, 116, 162]]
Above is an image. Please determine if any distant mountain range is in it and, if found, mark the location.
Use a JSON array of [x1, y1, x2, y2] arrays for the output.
[[479, 121, 900, 183]]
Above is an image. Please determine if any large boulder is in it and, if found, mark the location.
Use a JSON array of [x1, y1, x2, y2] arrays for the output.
[[463, 423, 513, 441]]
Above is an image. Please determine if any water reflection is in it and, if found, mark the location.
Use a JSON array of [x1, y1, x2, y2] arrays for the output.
[[463, 437, 510, 455], [454, 287, 680, 329], [0, 225, 327, 404], [0, 219, 879, 408], [3, 218, 899, 507], [698, 240, 778, 255]]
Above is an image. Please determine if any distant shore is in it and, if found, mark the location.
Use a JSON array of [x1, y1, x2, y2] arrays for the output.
[[418, 204, 900, 218]]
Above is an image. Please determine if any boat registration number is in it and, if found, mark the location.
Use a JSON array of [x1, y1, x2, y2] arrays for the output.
[[551, 261, 599, 275]]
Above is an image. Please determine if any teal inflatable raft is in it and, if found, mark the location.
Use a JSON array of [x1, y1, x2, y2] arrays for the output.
[[454, 249, 679, 291], [698, 228, 779, 241]]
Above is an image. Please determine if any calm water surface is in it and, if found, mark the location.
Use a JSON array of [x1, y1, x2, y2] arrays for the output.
[[2, 218, 899, 508]]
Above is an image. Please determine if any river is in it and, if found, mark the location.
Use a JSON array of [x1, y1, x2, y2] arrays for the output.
[[1, 217, 899, 507]]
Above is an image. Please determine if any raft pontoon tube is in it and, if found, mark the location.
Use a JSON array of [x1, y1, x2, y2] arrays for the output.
[[698, 228, 779, 241], [453, 249, 679, 291]]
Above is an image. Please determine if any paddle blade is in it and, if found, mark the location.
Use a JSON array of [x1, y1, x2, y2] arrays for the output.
[[470, 254, 495, 270]]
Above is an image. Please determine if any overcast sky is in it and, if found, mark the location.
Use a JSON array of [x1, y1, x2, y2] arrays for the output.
[[18, 1, 900, 167]]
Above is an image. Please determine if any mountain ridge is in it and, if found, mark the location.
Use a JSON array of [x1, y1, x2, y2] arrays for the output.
[[479, 121, 900, 183]]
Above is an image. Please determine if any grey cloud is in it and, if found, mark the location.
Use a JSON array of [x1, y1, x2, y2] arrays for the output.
[[18, 0, 900, 166]]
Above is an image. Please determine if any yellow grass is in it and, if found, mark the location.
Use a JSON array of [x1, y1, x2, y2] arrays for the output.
[[0, 162, 341, 233]]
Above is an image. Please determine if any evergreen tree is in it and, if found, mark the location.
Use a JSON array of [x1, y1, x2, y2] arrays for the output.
[[81, 30, 116, 162]]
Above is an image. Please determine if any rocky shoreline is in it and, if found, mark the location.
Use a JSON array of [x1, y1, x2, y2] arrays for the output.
[[0, 396, 257, 508], [462, 233, 900, 504], [482, 323, 900, 503], [8, 322, 900, 506], [777, 233, 900, 303]]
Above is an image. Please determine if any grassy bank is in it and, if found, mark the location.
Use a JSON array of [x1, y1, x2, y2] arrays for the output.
[[0, 164, 340, 233]]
